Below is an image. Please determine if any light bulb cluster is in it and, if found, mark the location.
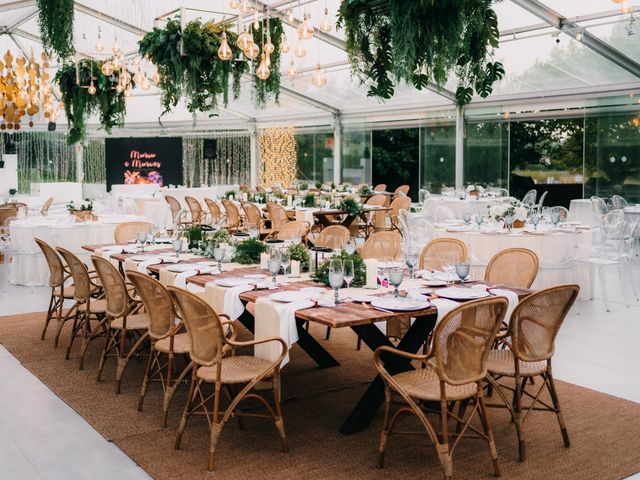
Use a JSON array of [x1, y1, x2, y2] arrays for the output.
[[259, 126, 298, 187]]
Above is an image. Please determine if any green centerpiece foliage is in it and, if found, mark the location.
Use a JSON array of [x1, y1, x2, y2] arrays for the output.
[[192, 229, 231, 257], [339, 197, 363, 216], [303, 193, 316, 208], [36, 0, 75, 59], [186, 226, 203, 248], [358, 184, 373, 195], [251, 19, 284, 108], [287, 243, 310, 272], [337, 0, 504, 105], [312, 251, 366, 287], [55, 60, 134, 144], [233, 238, 267, 264]]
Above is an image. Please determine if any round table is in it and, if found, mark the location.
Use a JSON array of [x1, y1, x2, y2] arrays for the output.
[[8, 214, 144, 286], [423, 196, 512, 221], [434, 225, 594, 298], [568, 199, 596, 226]]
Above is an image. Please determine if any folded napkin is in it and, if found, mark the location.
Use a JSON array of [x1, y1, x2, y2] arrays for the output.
[[173, 266, 213, 289], [471, 284, 519, 322], [446, 225, 474, 232], [97, 245, 137, 260], [136, 257, 163, 273], [254, 296, 334, 365], [222, 284, 255, 320]]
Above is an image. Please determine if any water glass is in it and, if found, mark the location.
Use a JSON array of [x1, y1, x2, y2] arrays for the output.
[[281, 251, 291, 277], [345, 238, 356, 255], [455, 261, 471, 288], [137, 232, 148, 252], [171, 237, 183, 259], [268, 255, 281, 287], [343, 259, 355, 289], [475, 214, 484, 231], [551, 211, 561, 226], [504, 214, 514, 230], [388, 264, 404, 298], [213, 247, 225, 272], [531, 214, 540, 230], [463, 212, 471, 225], [328, 258, 344, 304], [404, 246, 419, 279]]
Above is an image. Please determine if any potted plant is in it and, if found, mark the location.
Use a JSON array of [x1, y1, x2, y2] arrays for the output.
[[67, 199, 96, 221]]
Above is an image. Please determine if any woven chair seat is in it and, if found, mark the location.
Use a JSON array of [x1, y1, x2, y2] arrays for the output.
[[392, 367, 477, 401], [110, 313, 150, 330], [486, 349, 546, 377], [78, 298, 107, 314], [53, 285, 76, 298], [155, 333, 191, 354], [197, 355, 273, 384]]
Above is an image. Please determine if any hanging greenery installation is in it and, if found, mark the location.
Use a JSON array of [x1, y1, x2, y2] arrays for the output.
[[337, 0, 505, 106], [56, 59, 134, 144], [35, 0, 75, 59], [251, 18, 284, 108]]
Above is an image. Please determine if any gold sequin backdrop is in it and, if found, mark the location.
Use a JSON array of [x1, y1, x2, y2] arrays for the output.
[[259, 126, 297, 187]]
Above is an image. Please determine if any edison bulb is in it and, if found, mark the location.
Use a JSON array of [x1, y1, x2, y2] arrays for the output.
[[218, 32, 233, 61], [264, 37, 275, 55], [237, 29, 253, 51], [119, 70, 131, 86], [294, 41, 307, 58], [239, 0, 252, 14], [133, 67, 144, 85], [141, 74, 151, 90], [124, 84, 132, 97], [112, 57, 121, 70], [95, 37, 104, 53], [297, 14, 314, 40], [132, 55, 141, 66], [280, 35, 290, 53], [152, 71, 161, 83], [111, 39, 120, 54], [229, 0, 240, 8], [287, 7, 294, 23], [319, 7, 332, 33], [87, 83, 96, 95], [287, 60, 297, 77], [244, 43, 260, 60], [101, 60, 114, 76], [256, 54, 270, 80], [311, 63, 327, 88]]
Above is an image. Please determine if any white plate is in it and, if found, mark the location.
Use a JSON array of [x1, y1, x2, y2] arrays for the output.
[[423, 279, 448, 287], [435, 287, 490, 301], [351, 295, 379, 303], [243, 274, 268, 280], [166, 264, 198, 273], [270, 290, 321, 303], [214, 277, 254, 287], [370, 297, 431, 312]]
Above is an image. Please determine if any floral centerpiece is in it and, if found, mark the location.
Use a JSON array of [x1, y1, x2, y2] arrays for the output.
[[358, 184, 373, 196], [192, 229, 230, 257], [67, 199, 95, 221], [233, 238, 267, 265], [287, 243, 310, 273], [302, 193, 316, 208], [339, 196, 363, 216], [466, 184, 485, 197], [488, 200, 530, 229], [311, 251, 366, 287]]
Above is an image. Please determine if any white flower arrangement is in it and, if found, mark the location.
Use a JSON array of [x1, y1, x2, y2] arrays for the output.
[[489, 205, 505, 219], [487, 200, 530, 223], [514, 206, 529, 222], [466, 184, 485, 194]]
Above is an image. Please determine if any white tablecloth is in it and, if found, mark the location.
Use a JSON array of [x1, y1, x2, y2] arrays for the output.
[[8, 214, 144, 286], [30, 182, 83, 205], [423, 196, 511, 221], [434, 226, 594, 298], [568, 199, 596, 226], [623, 205, 640, 223], [111, 184, 161, 197]]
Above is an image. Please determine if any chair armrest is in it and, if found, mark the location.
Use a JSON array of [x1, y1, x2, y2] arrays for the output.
[[373, 345, 428, 365]]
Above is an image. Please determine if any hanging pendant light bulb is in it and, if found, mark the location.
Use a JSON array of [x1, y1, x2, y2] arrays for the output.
[[101, 60, 114, 76], [312, 63, 327, 88], [152, 70, 161, 83], [111, 34, 120, 54], [287, 7, 294, 23], [95, 32, 104, 53], [265, 53, 271, 67], [112, 56, 121, 70], [119, 69, 131, 86], [297, 12, 314, 40], [124, 83, 132, 97], [264, 35, 275, 55], [294, 41, 307, 58], [280, 34, 291, 53], [237, 27, 254, 51], [87, 80, 96, 95], [133, 67, 144, 85], [256, 53, 270, 80], [287, 59, 297, 77], [132, 55, 141, 66], [253, 11, 260, 30], [244, 42, 260, 60], [141, 73, 151, 91], [230, 0, 240, 8], [218, 31, 233, 60], [319, 6, 332, 33], [115, 83, 124, 93], [239, 0, 252, 14]]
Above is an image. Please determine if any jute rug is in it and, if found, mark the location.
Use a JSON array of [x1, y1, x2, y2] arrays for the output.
[[1, 311, 639, 480]]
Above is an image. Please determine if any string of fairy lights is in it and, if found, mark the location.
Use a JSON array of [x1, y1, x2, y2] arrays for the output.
[[259, 126, 298, 186]]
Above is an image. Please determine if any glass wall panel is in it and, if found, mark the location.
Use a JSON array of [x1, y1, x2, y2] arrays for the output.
[[372, 128, 419, 195], [341, 128, 372, 185], [464, 121, 509, 189], [585, 113, 640, 203], [295, 131, 334, 184], [421, 124, 456, 194]]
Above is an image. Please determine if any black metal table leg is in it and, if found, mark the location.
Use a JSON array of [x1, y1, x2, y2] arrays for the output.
[[340, 313, 437, 434]]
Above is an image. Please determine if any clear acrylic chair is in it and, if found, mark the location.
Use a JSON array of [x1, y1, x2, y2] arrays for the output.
[[611, 195, 628, 210], [522, 189, 537, 205]]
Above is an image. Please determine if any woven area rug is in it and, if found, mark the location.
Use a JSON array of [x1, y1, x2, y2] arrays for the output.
[[1, 311, 639, 480]]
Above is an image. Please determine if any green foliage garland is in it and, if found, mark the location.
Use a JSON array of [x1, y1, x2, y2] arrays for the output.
[[139, 18, 247, 117], [286, 243, 310, 272], [339, 197, 363, 216], [55, 60, 133, 144], [36, 0, 75, 59], [337, 0, 505, 106], [312, 251, 366, 287], [251, 19, 284, 108], [233, 238, 267, 264]]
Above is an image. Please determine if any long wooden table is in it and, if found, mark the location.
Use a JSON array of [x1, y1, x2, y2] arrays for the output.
[[82, 243, 531, 434], [313, 206, 391, 229]]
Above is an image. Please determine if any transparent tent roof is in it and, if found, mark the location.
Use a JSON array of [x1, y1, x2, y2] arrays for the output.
[[0, 0, 639, 131]]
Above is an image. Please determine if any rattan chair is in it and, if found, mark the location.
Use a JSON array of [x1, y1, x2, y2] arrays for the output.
[[276, 221, 309, 242], [114, 221, 153, 244], [361, 231, 403, 260], [375, 296, 508, 479], [168, 286, 288, 471], [373, 184, 387, 192], [184, 196, 204, 225], [0, 206, 18, 235], [387, 196, 411, 232], [221, 199, 242, 232], [361, 194, 387, 237], [91, 256, 150, 394], [164, 195, 186, 224], [241, 201, 272, 238], [56, 247, 105, 369], [419, 238, 468, 270], [35, 238, 77, 347], [484, 248, 539, 289], [266, 202, 290, 234], [126, 271, 194, 425], [204, 198, 224, 226], [40, 197, 54, 216], [486, 284, 580, 462], [394, 184, 410, 197], [314, 225, 350, 250]]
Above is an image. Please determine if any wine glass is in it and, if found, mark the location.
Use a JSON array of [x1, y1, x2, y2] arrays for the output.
[[404, 245, 420, 279], [443, 252, 458, 287], [475, 214, 484, 231], [213, 246, 225, 273], [345, 238, 356, 255], [463, 212, 471, 225], [531, 214, 540, 230], [149, 226, 158, 245], [137, 231, 148, 252], [281, 250, 291, 277], [171, 237, 183, 260], [388, 263, 404, 298], [343, 259, 355, 289], [268, 251, 281, 287], [455, 260, 471, 288], [504, 214, 514, 231], [328, 258, 344, 304], [551, 210, 561, 226]]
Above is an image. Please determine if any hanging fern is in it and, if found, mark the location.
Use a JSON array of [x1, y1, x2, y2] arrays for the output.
[[36, 0, 75, 59], [251, 18, 284, 108], [139, 18, 249, 118], [55, 60, 134, 144], [337, 0, 505, 106]]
